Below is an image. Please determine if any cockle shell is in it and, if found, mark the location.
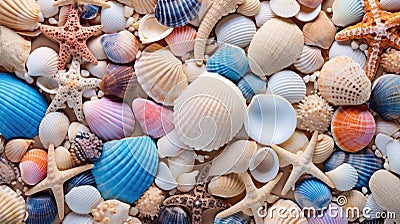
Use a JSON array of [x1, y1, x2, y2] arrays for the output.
[[68, 122, 90, 142], [138, 14, 174, 44], [5, 139, 34, 162], [26, 47, 59, 77], [101, 30, 139, 64], [100, 1, 126, 33], [26, 193, 57, 224], [237, 72, 267, 102], [266, 70, 306, 103], [66, 185, 104, 214], [270, 0, 300, 18], [386, 139, 400, 175], [329, 40, 367, 69], [39, 112, 70, 149], [208, 173, 245, 198], [381, 48, 400, 73], [326, 163, 358, 191], [165, 25, 197, 57], [307, 203, 348, 224], [237, 0, 260, 16], [380, 0, 400, 11], [249, 147, 279, 183], [248, 18, 304, 78], [20, 149, 48, 185], [87, 36, 107, 60], [100, 64, 136, 99], [92, 200, 130, 224], [294, 45, 324, 74], [38, 0, 59, 18], [264, 199, 308, 224], [303, 11, 336, 49], [0, 185, 26, 224], [368, 74, 400, 120], [55, 146, 75, 171], [0, 0, 40, 31], [332, 0, 364, 27], [215, 14, 256, 48], [0, 156, 19, 185], [313, 134, 335, 163], [154, 0, 201, 28], [133, 0, 157, 14], [294, 178, 332, 210], [155, 161, 178, 190], [339, 190, 367, 221], [254, 1, 277, 27], [63, 212, 93, 224], [156, 207, 190, 224], [135, 43, 188, 106]]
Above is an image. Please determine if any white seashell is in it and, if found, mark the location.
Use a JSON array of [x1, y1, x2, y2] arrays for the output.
[[380, 0, 400, 11], [85, 61, 108, 79], [63, 212, 93, 224], [331, 0, 364, 27], [278, 130, 308, 167], [55, 146, 75, 171], [326, 163, 358, 191], [68, 122, 90, 142], [87, 35, 108, 60], [5, 139, 34, 163], [155, 162, 178, 190], [329, 41, 366, 69], [176, 171, 198, 193], [101, 1, 127, 33], [138, 14, 173, 44], [215, 14, 256, 48], [39, 0, 59, 18], [39, 112, 70, 148], [365, 194, 385, 220], [65, 185, 104, 214], [270, 0, 300, 18], [92, 200, 130, 224], [339, 190, 367, 221], [36, 76, 59, 94], [249, 147, 279, 183], [375, 117, 400, 136], [267, 70, 306, 103], [237, 0, 261, 16], [313, 134, 335, 164], [182, 60, 207, 82], [168, 150, 196, 179], [386, 139, 400, 175], [295, 4, 321, 22], [26, 47, 59, 77], [294, 45, 324, 74], [375, 133, 393, 156], [208, 173, 245, 198], [254, 1, 277, 27], [132, 0, 157, 14], [157, 129, 187, 158]]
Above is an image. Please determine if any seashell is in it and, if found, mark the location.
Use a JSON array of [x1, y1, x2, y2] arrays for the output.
[[294, 178, 332, 210], [294, 45, 324, 74], [270, 0, 300, 18], [215, 14, 256, 48], [86, 61, 108, 79], [26, 193, 57, 224], [19, 149, 48, 185], [68, 122, 90, 142], [55, 146, 75, 171], [167, 149, 196, 179], [0, 73, 47, 140], [87, 35, 108, 60], [307, 203, 348, 224], [165, 25, 196, 57], [248, 18, 304, 78], [295, 4, 321, 22], [135, 185, 165, 220], [66, 185, 104, 214], [303, 11, 335, 49], [331, 106, 375, 153], [298, 0, 322, 8], [100, 1, 127, 33], [278, 130, 309, 167], [380, 0, 400, 11], [250, 148, 279, 184], [182, 60, 207, 82], [0, 156, 20, 185], [237, 72, 267, 103], [174, 73, 246, 151], [26, 47, 59, 77], [81, 4, 99, 20], [133, 0, 157, 14], [135, 43, 188, 106], [368, 74, 400, 120], [265, 199, 308, 223], [339, 190, 367, 221], [39, 112, 70, 149], [332, 0, 364, 27], [0, 0, 40, 31], [324, 148, 384, 188], [65, 171, 96, 194], [244, 94, 297, 145], [156, 206, 190, 224], [101, 30, 139, 64], [381, 48, 400, 74], [100, 64, 136, 99], [237, 0, 260, 16], [365, 194, 386, 220], [177, 171, 197, 192], [39, 0, 59, 18], [154, 0, 201, 28], [313, 134, 335, 163], [210, 140, 257, 176], [91, 136, 158, 203], [70, 132, 102, 164], [375, 133, 393, 156], [58, 5, 70, 26], [208, 173, 245, 198], [254, 1, 277, 27], [36, 76, 59, 94], [329, 40, 367, 69], [266, 70, 306, 103], [386, 139, 400, 175], [318, 56, 371, 106], [63, 212, 93, 224], [206, 44, 249, 83], [0, 185, 26, 224], [155, 161, 178, 190], [157, 129, 186, 158], [132, 98, 174, 138], [92, 199, 130, 224], [83, 97, 136, 141], [326, 163, 358, 191], [214, 212, 250, 224], [138, 14, 174, 44], [5, 139, 34, 162]]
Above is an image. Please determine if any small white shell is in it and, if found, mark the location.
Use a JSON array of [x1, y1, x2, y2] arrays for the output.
[[329, 41, 366, 69], [168, 150, 196, 179], [270, 0, 300, 18], [267, 70, 306, 103], [249, 147, 279, 183], [155, 162, 178, 191], [26, 47, 59, 77], [375, 133, 393, 156], [326, 163, 358, 191], [386, 139, 400, 175], [176, 171, 198, 193], [157, 129, 187, 158], [295, 3, 321, 22], [39, 0, 59, 18], [5, 139, 34, 163], [182, 60, 207, 82], [36, 76, 59, 94], [294, 45, 324, 74], [68, 122, 91, 143], [63, 212, 93, 224], [215, 14, 256, 48], [55, 146, 75, 171], [101, 1, 127, 33], [39, 112, 70, 148], [208, 173, 245, 198], [254, 1, 277, 27], [331, 0, 364, 27], [65, 185, 104, 214], [87, 35, 108, 60], [85, 61, 108, 79], [139, 14, 173, 44]]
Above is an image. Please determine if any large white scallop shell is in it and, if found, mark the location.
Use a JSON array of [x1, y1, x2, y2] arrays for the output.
[[5, 139, 34, 163], [65, 185, 104, 214], [215, 14, 256, 48], [326, 163, 358, 191], [101, 1, 126, 33], [39, 112, 70, 149], [294, 45, 324, 74], [331, 0, 364, 27], [139, 14, 174, 44], [266, 70, 306, 103], [249, 147, 280, 183], [0, 0, 40, 31], [26, 47, 59, 77]]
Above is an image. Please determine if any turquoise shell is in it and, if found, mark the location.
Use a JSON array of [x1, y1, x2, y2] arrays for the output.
[[65, 171, 96, 194], [156, 207, 190, 224], [307, 203, 348, 224], [237, 72, 267, 102], [91, 136, 158, 203], [294, 178, 332, 210], [26, 193, 57, 224], [368, 74, 400, 120], [214, 212, 250, 224], [0, 73, 48, 140], [155, 0, 201, 28]]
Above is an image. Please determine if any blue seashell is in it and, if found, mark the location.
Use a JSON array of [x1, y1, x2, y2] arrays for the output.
[[368, 74, 400, 120], [91, 136, 158, 203], [294, 178, 332, 210], [156, 206, 190, 224], [307, 203, 348, 224], [154, 0, 201, 28], [324, 148, 383, 188], [81, 4, 100, 19], [237, 72, 267, 102], [206, 44, 249, 83], [26, 193, 57, 224], [0, 73, 48, 140], [214, 212, 250, 224], [64, 171, 96, 194]]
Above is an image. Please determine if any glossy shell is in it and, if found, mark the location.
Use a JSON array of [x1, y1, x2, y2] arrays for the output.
[[326, 163, 358, 191], [100, 64, 137, 99], [154, 0, 201, 28], [26, 47, 59, 77], [156, 206, 190, 224], [26, 193, 57, 224], [215, 14, 256, 48], [332, 0, 364, 27], [0, 0, 40, 31], [294, 178, 332, 210], [0, 185, 26, 224], [100, 1, 126, 33], [138, 14, 174, 44], [303, 11, 335, 49], [249, 147, 279, 183], [101, 30, 139, 64], [368, 74, 400, 120], [39, 112, 70, 149], [19, 149, 48, 185], [266, 70, 306, 103], [55, 146, 75, 171]]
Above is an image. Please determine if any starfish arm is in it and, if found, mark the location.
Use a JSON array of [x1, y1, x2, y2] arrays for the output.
[[270, 145, 297, 163], [335, 26, 366, 41], [80, 25, 104, 40], [363, 0, 381, 12], [281, 167, 304, 195], [365, 41, 382, 80], [387, 32, 400, 49], [51, 184, 66, 220], [266, 194, 280, 204], [240, 171, 257, 193], [216, 198, 251, 218], [82, 78, 101, 90], [306, 164, 335, 188], [385, 13, 400, 29], [163, 195, 195, 210], [58, 44, 74, 70], [79, 0, 110, 7], [53, 0, 73, 6], [261, 172, 283, 194], [46, 89, 68, 114], [25, 181, 51, 195], [205, 198, 230, 209], [62, 164, 94, 181], [70, 93, 85, 121], [303, 131, 318, 161], [250, 203, 265, 224], [75, 42, 99, 65], [40, 25, 64, 41]]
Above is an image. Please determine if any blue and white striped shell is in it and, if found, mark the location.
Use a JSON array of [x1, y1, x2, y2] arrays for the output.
[[215, 14, 256, 48], [154, 0, 201, 28], [368, 74, 400, 120], [214, 212, 250, 224], [237, 72, 267, 102], [156, 206, 190, 224], [65, 171, 96, 194], [294, 178, 332, 210], [26, 193, 57, 224]]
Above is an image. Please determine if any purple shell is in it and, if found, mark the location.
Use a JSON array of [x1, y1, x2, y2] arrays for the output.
[[307, 203, 349, 224]]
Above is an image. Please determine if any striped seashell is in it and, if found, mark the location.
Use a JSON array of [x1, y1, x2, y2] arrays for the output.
[[133, 0, 157, 14], [100, 1, 126, 33], [55, 146, 75, 171], [58, 5, 70, 26], [0, 0, 40, 31], [380, 0, 400, 11], [38, 0, 59, 18], [39, 112, 70, 149], [254, 1, 277, 27], [329, 40, 366, 69], [386, 139, 400, 175], [154, 0, 201, 28], [165, 25, 197, 57], [65, 171, 96, 194], [100, 64, 137, 99], [214, 212, 250, 224], [156, 207, 190, 224], [368, 74, 400, 120], [63, 212, 93, 224], [237, 0, 260, 16], [237, 72, 267, 102], [0, 185, 26, 224], [138, 14, 174, 44], [101, 30, 139, 64], [332, 0, 364, 27], [374, 133, 392, 156], [307, 203, 348, 224], [326, 163, 358, 191], [68, 122, 90, 142], [313, 134, 334, 164], [20, 149, 48, 185], [365, 194, 386, 220], [215, 14, 256, 48], [267, 70, 306, 103], [303, 11, 335, 49], [87, 35, 108, 60], [66, 185, 104, 214], [26, 47, 59, 77], [26, 193, 57, 224], [294, 45, 324, 74], [339, 190, 367, 221], [294, 178, 332, 210], [298, 0, 322, 8], [0, 156, 20, 185], [91, 200, 130, 224], [5, 139, 34, 162], [265, 199, 308, 223], [208, 173, 245, 198], [270, 0, 300, 18], [70, 132, 103, 164]]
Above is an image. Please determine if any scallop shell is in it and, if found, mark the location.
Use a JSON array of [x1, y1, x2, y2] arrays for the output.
[[133, 0, 157, 14], [249, 147, 279, 183], [39, 112, 70, 149], [38, 0, 59, 18], [237, 72, 267, 102], [303, 11, 335, 49], [100, 1, 126, 33], [386, 139, 400, 175], [173, 73, 246, 151], [55, 146, 75, 171], [91, 200, 130, 224], [68, 122, 90, 142], [26, 47, 59, 77], [339, 190, 367, 221], [294, 45, 324, 74], [332, 0, 364, 27], [380, 0, 400, 11], [0, 156, 19, 185], [5, 139, 34, 162], [168, 150, 196, 179], [208, 173, 245, 198], [100, 64, 136, 99], [294, 3, 321, 22], [326, 163, 358, 191], [329, 40, 367, 69], [248, 18, 304, 78], [26, 193, 57, 224], [215, 14, 256, 48], [135, 43, 188, 106], [266, 70, 306, 103], [318, 56, 371, 106], [138, 14, 174, 44], [165, 25, 197, 57], [58, 5, 70, 27], [155, 161, 178, 190], [313, 134, 335, 164], [154, 0, 201, 28], [254, 1, 277, 27], [66, 185, 104, 214], [63, 212, 93, 224], [368, 74, 400, 120], [20, 149, 48, 185], [270, 0, 300, 18], [0, 0, 40, 31], [0, 185, 26, 224], [87, 35, 108, 60], [214, 212, 250, 224], [365, 194, 386, 220], [307, 203, 348, 224], [237, 0, 260, 16], [265, 199, 308, 223], [101, 30, 139, 64], [65, 171, 96, 194], [83, 98, 136, 141], [294, 178, 332, 210], [86, 61, 108, 79], [278, 130, 309, 167], [156, 207, 190, 224]]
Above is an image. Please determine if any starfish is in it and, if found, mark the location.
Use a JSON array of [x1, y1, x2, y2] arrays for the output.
[[47, 56, 101, 121], [163, 164, 231, 224], [270, 131, 335, 195], [335, 0, 400, 80], [53, 0, 110, 7], [25, 143, 94, 220], [216, 172, 283, 224], [40, 4, 103, 70]]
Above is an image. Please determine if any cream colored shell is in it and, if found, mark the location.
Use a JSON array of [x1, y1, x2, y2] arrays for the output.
[[237, 0, 261, 16], [0, 0, 40, 31], [208, 173, 245, 198], [5, 139, 34, 163], [0, 185, 26, 224], [313, 134, 335, 163], [303, 11, 336, 49]]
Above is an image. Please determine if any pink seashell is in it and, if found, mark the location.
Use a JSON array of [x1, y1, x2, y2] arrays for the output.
[[298, 0, 322, 8], [165, 25, 197, 57], [83, 97, 135, 141], [132, 98, 174, 138], [19, 149, 48, 185]]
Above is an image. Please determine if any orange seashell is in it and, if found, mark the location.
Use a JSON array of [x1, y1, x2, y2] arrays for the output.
[[331, 106, 375, 153], [165, 25, 197, 57], [19, 149, 48, 185]]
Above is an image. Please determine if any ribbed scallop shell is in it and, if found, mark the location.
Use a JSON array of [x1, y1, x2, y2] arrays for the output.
[[19, 149, 48, 185], [386, 140, 400, 175], [365, 194, 385, 220], [5, 139, 34, 162], [331, 106, 375, 153], [265, 199, 308, 223], [26, 47, 59, 77], [326, 163, 358, 191], [135, 43, 188, 106], [0, 156, 19, 185], [133, 0, 157, 14], [83, 98, 136, 141], [138, 14, 174, 44], [380, 0, 400, 11], [339, 190, 367, 221], [254, 1, 277, 27], [214, 212, 250, 224], [368, 74, 400, 120], [39, 112, 70, 149], [303, 11, 335, 49], [329, 40, 366, 69], [101, 30, 139, 64], [165, 25, 197, 57], [332, 0, 364, 27], [294, 45, 324, 74], [313, 134, 334, 163], [237, 0, 260, 16], [237, 72, 267, 102], [55, 146, 75, 171], [26, 193, 57, 224], [215, 14, 256, 48], [267, 70, 306, 103], [0, 0, 40, 31], [370, 170, 400, 218], [375, 133, 392, 156], [294, 178, 332, 210], [154, 0, 201, 28], [0, 185, 26, 224], [65, 171, 96, 194], [100, 64, 137, 99], [156, 207, 190, 224], [100, 1, 126, 33], [66, 185, 104, 214], [270, 0, 300, 18], [307, 203, 348, 224], [88, 35, 108, 60], [63, 212, 93, 224], [208, 173, 245, 198]]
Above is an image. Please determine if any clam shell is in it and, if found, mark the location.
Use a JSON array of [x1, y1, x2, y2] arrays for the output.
[[68, 122, 90, 143], [100, 64, 136, 99], [65, 171, 96, 194], [238, 0, 260, 16], [339, 190, 367, 221], [313, 134, 335, 164], [303, 11, 335, 49], [156, 207, 190, 224], [332, 0, 364, 27], [249, 147, 279, 183], [248, 18, 304, 78], [135, 43, 188, 106], [270, 0, 300, 18], [329, 40, 366, 69], [375, 133, 392, 156], [174, 73, 246, 151], [55, 146, 75, 171], [101, 30, 139, 64], [100, 1, 126, 33], [165, 25, 197, 57], [326, 163, 358, 191], [237, 72, 267, 103], [294, 178, 332, 210], [154, 0, 201, 28], [157, 129, 187, 158], [20, 149, 48, 185], [386, 139, 400, 175], [5, 139, 34, 162], [295, 3, 321, 22], [26, 47, 59, 77], [278, 130, 309, 167], [39, 0, 59, 18], [36, 76, 59, 94], [214, 212, 250, 224], [138, 14, 174, 44], [294, 45, 324, 74], [63, 212, 93, 224], [307, 203, 348, 224], [133, 0, 157, 14], [298, 0, 322, 8], [215, 14, 256, 48], [365, 194, 385, 220], [81, 4, 99, 20], [208, 173, 245, 198], [66, 185, 104, 214], [176, 171, 197, 192], [91, 200, 130, 224], [87, 35, 107, 60], [0, 185, 26, 224], [380, 0, 400, 11], [266, 70, 306, 103], [167, 149, 196, 179], [39, 112, 70, 149], [155, 161, 178, 190], [0, 0, 40, 31], [0, 156, 19, 185], [26, 193, 57, 224], [368, 74, 400, 120], [265, 199, 308, 223], [86, 61, 108, 79], [254, 1, 277, 27]]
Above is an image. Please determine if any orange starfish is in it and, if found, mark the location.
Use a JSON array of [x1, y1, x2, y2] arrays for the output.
[[335, 0, 400, 80], [40, 5, 103, 70]]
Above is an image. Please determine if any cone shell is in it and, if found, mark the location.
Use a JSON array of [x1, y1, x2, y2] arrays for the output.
[[0, 156, 19, 185], [386, 140, 400, 175], [66, 185, 104, 214], [294, 45, 324, 74], [20, 149, 48, 185], [63, 212, 93, 224], [26, 193, 57, 224], [165, 25, 197, 57], [215, 14, 256, 48], [138, 14, 174, 44], [303, 12, 335, 49], [135, 43, 188, 106], [0, 0, 40, 31], [101, 30, 139, 64], [237, 0, 260, 16], [332, 0, 364, 27], [208, 173, 245, 198], [368, 74, 400, 120], [214, 212, 250, 224], [313, 134, 334, 163], [100, 64, 137, 99], [39, 112, 70, 149], [265, 199, 308, 223], [133, 0, 157, 14], [100, 1, 126, 33], [294, 178, 332, 210], [326, 163, 358, 191], [339, 190, 367, 221], [267, 70, 306, 103], [5, 139, 34, 163], [154, 0, 201, 28], [248, 18, 304, 78], [318, 56, 371, 106], [270, 0, 300, 18], [26, 47, 59, 77], [0, 185, 26, 224], [307, 203, 348, 224], [369, 170, 400, 216], [254, 1, 277, 27], [156, 207, 190, 224], [55, 146, 75, 171], [329, 40, 366, 69], [249, 147, 279, 183]]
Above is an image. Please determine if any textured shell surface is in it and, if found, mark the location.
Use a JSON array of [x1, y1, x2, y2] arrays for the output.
[[325, 163, 358, 191], [270, 0, 300, 18], [278, 130, 308, 167], [101, 30, 139, 64], [65, 185, 104, 214], [154, 0, 201, 28], [91, 199, 130, 224], [296, 94, 333, 133], [5, 139, 34, 163], [237, 72, 267, 102], [386, 139, 400, 175], [100, 63, 137, 99], [294, 45, 324, 74], [0, 185, 26, 224], [332, 0, 364, 27], [294, 178, 332, 210], [100, 1, 127, 33], [254, 1, 277, 27], [26, 193, 57, 224], [0, 0, 40, 31], [215, 14, 256, 48], [55, 146, 75, 171], [381, 49, 400, 73], [26, 47, 59, 77], [266, 70, 306, 103], [208, 173, 245, 198], [133, 0, 157, 14], [63, 212, 93, 224], [264, 199, 308, 223], [303, 11, 335, 49], [249, 147, 279, 183], [65, 171, 96, 194], [39, 112, 70, 149], [329, 40, 367, 69], [214, 212, 250, 224], [19, 149, 48, 185], [307, 203, 348, 224], [165, 25, 197, 57], [156, 206, 190, 224], [339, 190, 367, 221], [313, 134, 335, 163], [139, 14, 174, 44], [0, 156, 20, 185], [237, 0, 260, 16], [368, 74, 400, 120], [68, 122, 91, 142]]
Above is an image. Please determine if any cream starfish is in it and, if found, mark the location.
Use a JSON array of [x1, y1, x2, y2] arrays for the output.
[[335, 0, 400, 80], [53, 0, 110, 8], [47, 56, 101, 121], [25, 144, 94, 220], [270, 131, 335, 195]]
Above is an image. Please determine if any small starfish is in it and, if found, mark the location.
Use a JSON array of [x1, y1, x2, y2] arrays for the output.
[[216, 172, 282, 224], [163, 164, 230, 224], [53, 0, 110, 7], [40, 5, 103, 70], [335, 0, 400, 80], [25, 144, 94, 220], [47, 56, 101, 121], [270, 131, 335, 195]]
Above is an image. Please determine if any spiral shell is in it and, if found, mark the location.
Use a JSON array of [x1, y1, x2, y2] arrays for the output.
[[20, 149, 48, 185], [0, 0, 40, 31], [0, 185, 26, 224], [39, 112, 70, 149]]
